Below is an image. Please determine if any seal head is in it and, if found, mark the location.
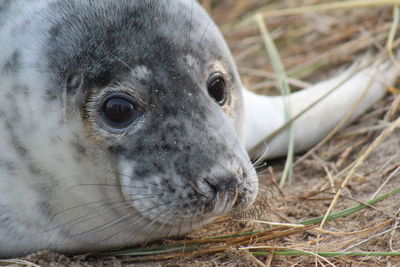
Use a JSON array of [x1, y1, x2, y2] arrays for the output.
[[0, 0, 258, 256]]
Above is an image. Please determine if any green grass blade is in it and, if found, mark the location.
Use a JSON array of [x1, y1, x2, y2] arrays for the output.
[[254, 14, 294, 186]]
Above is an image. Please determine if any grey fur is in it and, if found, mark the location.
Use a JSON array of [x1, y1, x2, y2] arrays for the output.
[[0, 0, 257, 257]]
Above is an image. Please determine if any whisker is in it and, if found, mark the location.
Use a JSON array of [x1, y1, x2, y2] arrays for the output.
[[67, 182, 159, 191], [141, 210, 180, 244], [254, 161, 268, 170], [197, 21, 210, 48], [110, 53, 134, 72], [97, 198, 184, 244], [50, 189, 168, 221], [69, 213, 136, 238], [45, 194, 158, 232], [163, 212, 178, 238], [185, 0, 194, 53], [104, 170, 160, 187], [252, 144, 270, 166], [50, 196, 127, 219], [69, 198, 171, 239]]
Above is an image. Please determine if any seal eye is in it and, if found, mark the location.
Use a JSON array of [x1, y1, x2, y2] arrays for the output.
[[207, 72, 227, 105], [102, 96, 136, 127]]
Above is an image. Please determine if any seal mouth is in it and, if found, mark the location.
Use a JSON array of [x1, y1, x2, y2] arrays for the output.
[[210, 189, 239, 216]]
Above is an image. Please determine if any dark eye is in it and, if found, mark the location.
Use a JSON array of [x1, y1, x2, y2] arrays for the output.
[[207, 72, 227, 105], [102, 96, 136, 128]]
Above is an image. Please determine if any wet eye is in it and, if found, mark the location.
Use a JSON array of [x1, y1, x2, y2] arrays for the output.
[[102, 96, 136, 128], [207, 72, 227, 105]]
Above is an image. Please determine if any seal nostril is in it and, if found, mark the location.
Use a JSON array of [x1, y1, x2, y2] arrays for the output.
[[195, 170, 243, 202], [195, 178, 218, 198], [226, 176, 240, 191], [204, 178, 218, 197]]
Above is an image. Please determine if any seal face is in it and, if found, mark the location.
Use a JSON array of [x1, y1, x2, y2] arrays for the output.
[[0, 0, 258, 256]]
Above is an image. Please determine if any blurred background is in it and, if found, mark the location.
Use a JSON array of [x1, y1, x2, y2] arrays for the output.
[[199, 0, 393, 95]]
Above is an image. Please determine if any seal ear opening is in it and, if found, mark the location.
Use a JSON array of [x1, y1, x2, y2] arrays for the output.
[[65, 73, 84, 94]]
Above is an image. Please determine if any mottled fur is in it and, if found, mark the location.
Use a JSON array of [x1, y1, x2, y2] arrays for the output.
[[0, 0, 257, 257]]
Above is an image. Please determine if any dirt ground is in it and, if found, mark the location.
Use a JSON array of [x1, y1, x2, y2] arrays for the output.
[[4, 0, 400, 266]]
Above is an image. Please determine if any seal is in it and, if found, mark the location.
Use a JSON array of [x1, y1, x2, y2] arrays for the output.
[[0, 0, 398, 258], [0, 0, 258, 257]]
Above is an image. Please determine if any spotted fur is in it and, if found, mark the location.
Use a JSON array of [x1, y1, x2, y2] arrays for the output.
[[0, 0, 256, 257]]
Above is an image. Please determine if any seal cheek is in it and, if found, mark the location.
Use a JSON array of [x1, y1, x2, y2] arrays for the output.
[[117, 160, 137, 203]]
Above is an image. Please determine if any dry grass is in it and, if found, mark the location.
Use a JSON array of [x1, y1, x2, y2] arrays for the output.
[[10, 0, 400, 266]]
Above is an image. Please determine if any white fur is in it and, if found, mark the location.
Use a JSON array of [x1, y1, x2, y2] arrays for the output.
[[243, 59, 398, 159]]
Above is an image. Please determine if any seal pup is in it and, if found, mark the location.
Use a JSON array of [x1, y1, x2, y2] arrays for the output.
[[0, 0, 398, 257], [0, 0, 258, 257]]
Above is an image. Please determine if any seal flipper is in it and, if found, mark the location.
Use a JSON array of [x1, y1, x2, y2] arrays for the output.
[[243, 58, 399, 159]]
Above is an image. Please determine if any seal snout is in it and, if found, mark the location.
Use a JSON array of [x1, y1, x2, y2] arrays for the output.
[[196, 176, 240, 198], [195, 168, 245, 215]]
